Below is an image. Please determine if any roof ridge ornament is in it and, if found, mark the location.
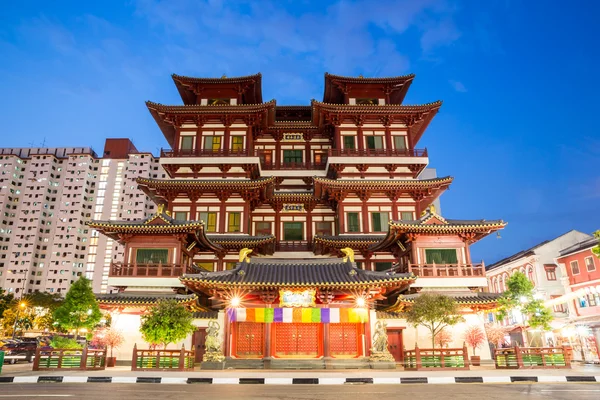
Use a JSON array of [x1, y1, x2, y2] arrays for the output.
[[239, 248, 252, 263], [341, 247, 355, 262]]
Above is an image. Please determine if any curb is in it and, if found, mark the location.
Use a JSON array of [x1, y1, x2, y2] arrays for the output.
[[0, 376, 599, 384]]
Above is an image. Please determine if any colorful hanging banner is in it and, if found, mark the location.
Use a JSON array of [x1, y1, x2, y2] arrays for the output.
[[227, 308, 368, 323]]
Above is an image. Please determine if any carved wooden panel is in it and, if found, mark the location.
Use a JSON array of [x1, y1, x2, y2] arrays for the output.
[[235, 322, 264, 358], [274, 323, 320, 358], [330, 323, 359, 358]]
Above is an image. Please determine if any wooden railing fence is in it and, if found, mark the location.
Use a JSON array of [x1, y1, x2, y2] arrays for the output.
[[495, 346, 571, 369], [131, 344, 195, 371], [403, 344, 469, 370], [33, 347, 106, 371]]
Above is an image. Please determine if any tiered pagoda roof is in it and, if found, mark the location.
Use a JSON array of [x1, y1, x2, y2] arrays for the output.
[[313, 234, 385, 255], [371, 209, 507, 251], [323, 73, 415, 104], [171, 73, 263, 105], [384, 292, 502, 313], [136, 177, 275, 207], [181, 258, 415, 292], [146, 100, 275, 146]]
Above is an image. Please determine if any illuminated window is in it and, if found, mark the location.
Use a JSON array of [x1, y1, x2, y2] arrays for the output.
[[198, 212, 217, 232], [228, 212, 241, 232], [203, 136, 221, 151], [208, 98, 230, 105], [400, 211, 413, 221], [196, 262, 215, 271], [231, 136, 244, 151]]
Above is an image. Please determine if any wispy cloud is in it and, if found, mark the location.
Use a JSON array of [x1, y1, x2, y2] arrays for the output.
[[449, 79, 467, 92]]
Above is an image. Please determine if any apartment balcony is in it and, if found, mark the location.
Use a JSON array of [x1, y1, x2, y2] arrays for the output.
[[107, 262, 192, 288], [393, 263, 488, 288]]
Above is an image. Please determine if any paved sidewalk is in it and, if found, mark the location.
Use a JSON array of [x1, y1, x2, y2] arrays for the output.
[[1, 362, 600, 384]]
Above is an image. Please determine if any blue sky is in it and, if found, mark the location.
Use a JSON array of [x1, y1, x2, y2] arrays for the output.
[[1, 0, 598, 263]]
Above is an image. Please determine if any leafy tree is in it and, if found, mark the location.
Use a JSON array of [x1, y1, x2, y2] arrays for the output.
[[53, 277, 102, 336], [404, 293, 464, 349], [496, 271, 553, 330], [50, 336, 82, 349], [0, 288, 14, 318], [592, 230, 600, 258], [139, 300, 195, 349], [25, 292, 64, 331], [1, 305, 36, 337]]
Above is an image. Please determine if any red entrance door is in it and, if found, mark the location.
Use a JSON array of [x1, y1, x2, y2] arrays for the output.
[[387, 329, 403, 362], [192, 328, 207, 363], [234, 322, 264, 358], [330, 323, 361, 358], [274, 323, 321, 358]]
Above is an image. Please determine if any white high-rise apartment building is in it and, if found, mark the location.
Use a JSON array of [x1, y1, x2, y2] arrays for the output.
[[0, 139, 165, 295]]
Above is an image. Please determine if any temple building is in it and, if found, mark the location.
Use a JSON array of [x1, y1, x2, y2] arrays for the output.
[[89, 72, 506, 367]]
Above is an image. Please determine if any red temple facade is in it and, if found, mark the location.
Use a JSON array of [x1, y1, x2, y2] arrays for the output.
[[89, 72, 506, 367]]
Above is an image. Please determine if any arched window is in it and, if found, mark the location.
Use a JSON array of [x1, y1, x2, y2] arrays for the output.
[[503, 272, 510, 290], [528, 265, 535, 286], [498, 276, 504, 292]]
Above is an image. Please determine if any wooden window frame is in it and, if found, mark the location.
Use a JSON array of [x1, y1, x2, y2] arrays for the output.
[[347, 212, 360, 233], [393, 136, 406, 150], [228, 212, 241, 233], [198, 212, 217, 232], [370, 212, 389, 232], [585, 256, 596, 272], [255, 221, 271, 236], [283, 222, 303, 241], [231, 136, 244, 151], [571, 260, 580, 275]]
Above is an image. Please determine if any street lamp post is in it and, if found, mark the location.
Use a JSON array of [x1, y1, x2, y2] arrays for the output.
[[11, 302, 27, 340]]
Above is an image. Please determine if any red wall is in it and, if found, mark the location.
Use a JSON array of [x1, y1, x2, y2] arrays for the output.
[[558, 249, 600, 285]]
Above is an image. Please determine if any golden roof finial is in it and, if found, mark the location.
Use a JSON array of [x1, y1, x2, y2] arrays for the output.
[[221, 74, 227, 79], [358, 74, 364, 78], [157, 204, 165, 214], [239, 248, 252, 263], [165, 210, 171, 216], [341, 247, 355, 262], [429, 204, 436, 214]]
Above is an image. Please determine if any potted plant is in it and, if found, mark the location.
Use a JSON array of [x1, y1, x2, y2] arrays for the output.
[[91, 327, 124, 367], [464, 325, 486, 366]]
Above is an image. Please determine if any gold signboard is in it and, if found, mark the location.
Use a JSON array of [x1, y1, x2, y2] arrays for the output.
[[282, 204, 305, 212], [279, 289, 316, 307], [282, 133, 303, 142]]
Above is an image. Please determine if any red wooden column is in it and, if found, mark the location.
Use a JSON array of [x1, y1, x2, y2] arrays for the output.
[[338, 203, 346, 233], [217, 192, 231, 233], [334, 126, 341, 150], [357, 126, 364, 150], [361, 200, 369, 233], [306, 206, 313, 244], [384, 125, 392, 151], [223, 122, 231, 153]]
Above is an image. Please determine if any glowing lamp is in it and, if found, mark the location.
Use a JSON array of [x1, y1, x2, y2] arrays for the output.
[[355, 296, 366, 308], [230, 296, 241, 308]]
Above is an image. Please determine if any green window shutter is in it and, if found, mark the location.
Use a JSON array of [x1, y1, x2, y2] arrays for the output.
[[180, 136, 194, 150], [343, 136, 355, 149], [425, 249, 458, 264], [347, 213, 360, 232], [394, 136, 406, 150], [136, 249, 168, 264], [283, 222, 303, 240], [372, 212, 388, 232]]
